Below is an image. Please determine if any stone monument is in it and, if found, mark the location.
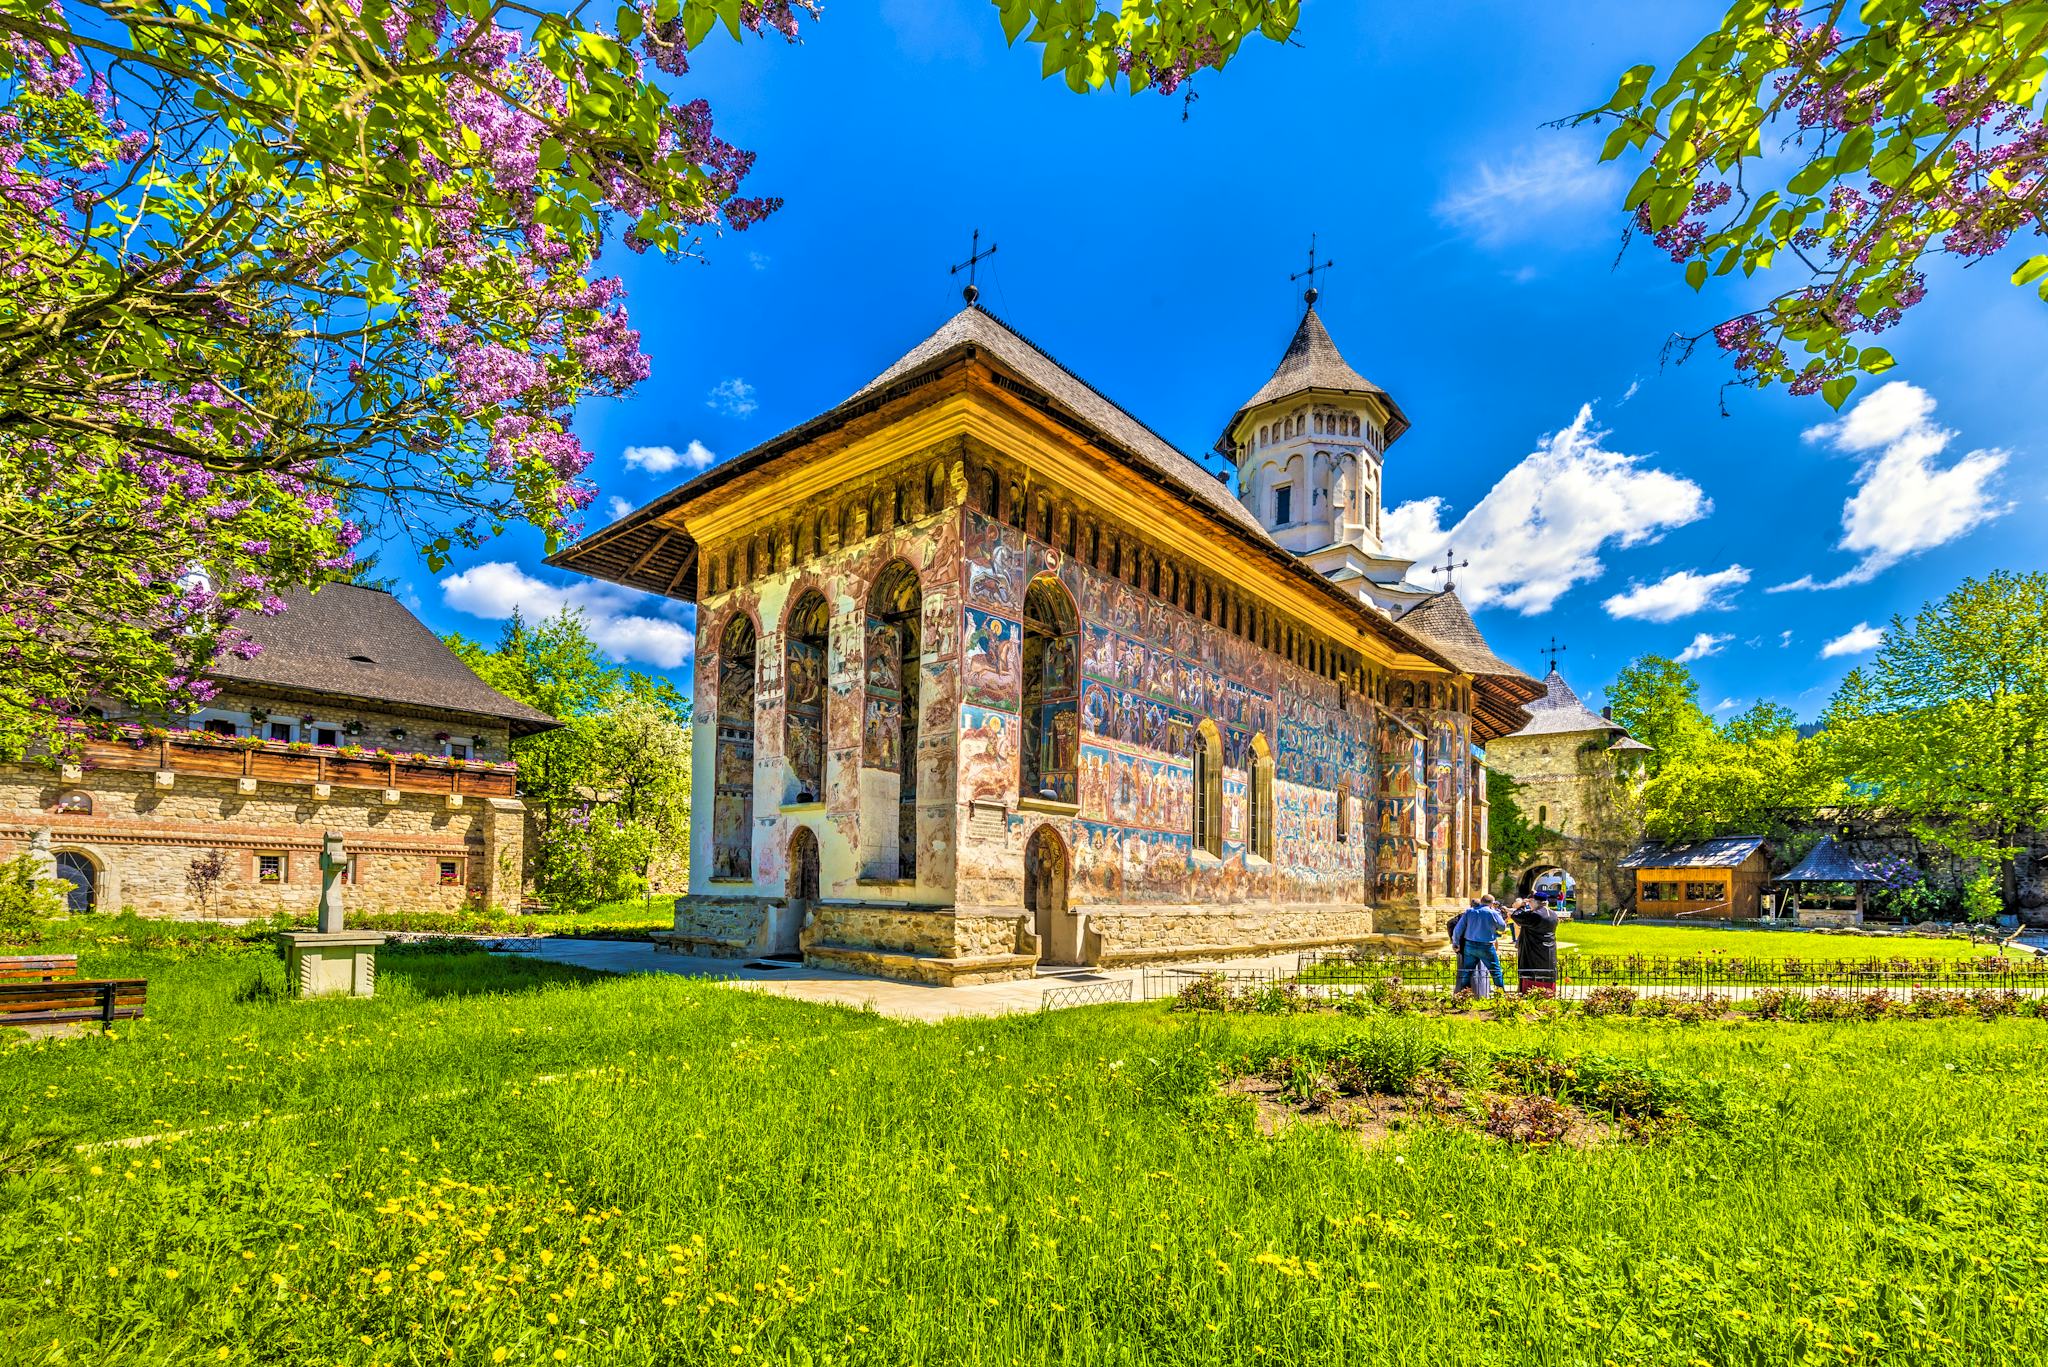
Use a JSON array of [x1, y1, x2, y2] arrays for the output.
[[277, 830, 384, 997]]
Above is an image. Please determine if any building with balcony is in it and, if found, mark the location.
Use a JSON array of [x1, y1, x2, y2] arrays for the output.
[[1, 584, 557, 917]]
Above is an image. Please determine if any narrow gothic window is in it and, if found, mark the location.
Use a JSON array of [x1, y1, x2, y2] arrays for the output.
[[784, 591, 829, 803], [1336, 779, 1351, 843], [712, 615, 758, 880], [1193, 721, 1223, 857], [865, 563, 923, 878], [1021, 575, 1080, 804], [1249, 734, 1275, 862], [1274, 484, 1293, 526]]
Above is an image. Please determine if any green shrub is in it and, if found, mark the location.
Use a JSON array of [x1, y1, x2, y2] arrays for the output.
[[0, 854, 68, 944]]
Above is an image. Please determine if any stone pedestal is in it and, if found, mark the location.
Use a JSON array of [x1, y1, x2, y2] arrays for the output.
[[278, 931, 384, 997]]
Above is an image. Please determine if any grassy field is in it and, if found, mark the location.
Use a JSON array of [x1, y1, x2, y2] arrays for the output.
[[3, 940, 2045, 1366], [2, 898, 677, 953], [1555, 920, 2011, 962]]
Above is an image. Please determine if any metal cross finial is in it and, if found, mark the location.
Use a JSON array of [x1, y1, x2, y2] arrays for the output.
[[1289, 231, 1335, 306], [1431, 546, 1469, 591], [1542, 636, 1569, 673], [949, 228, 998, 306]]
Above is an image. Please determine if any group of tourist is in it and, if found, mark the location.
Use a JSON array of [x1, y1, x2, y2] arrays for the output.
[[1448, 893, 1561, 996]]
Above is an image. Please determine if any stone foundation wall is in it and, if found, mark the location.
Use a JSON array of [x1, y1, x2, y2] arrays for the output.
[[0, 763, 525, 917], [1080, 902, 1377, 963]]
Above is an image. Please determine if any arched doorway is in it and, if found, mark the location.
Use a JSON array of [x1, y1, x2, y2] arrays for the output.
[[1024, 826, 1078, 966], [773, 826, 820, 957], [55, 851, 97, 913], [1517, 865, 1573, 900]]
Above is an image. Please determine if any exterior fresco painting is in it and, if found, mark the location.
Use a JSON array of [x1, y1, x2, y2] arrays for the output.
[[955, 509, 1397, 916]]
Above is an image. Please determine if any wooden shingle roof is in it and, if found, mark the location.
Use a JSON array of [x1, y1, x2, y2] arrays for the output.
[[212, 584, 559, 735]]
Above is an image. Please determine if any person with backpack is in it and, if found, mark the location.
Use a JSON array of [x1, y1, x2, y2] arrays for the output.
[[1452, 894, 1507, 996]]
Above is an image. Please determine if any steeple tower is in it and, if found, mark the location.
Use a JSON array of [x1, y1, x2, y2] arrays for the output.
[[1219, 293, 1432, 615]]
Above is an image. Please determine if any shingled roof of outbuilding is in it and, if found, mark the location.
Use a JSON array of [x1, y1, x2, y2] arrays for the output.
[[1503, 665, 1639, 741], [1777, 836, 1886, 884], [1216, 306, 1412, 458], [1619, 836, 1768, 870], [211, 584, 559, 735]]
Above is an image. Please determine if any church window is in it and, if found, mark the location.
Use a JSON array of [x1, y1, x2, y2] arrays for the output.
[[784, 591, 829, 803], [711, 614, 758, 881], [927, 463, 946, 512], [1021, 575, 1080, 804], [1193, 720, 1222, 857], [1258, 424, 1268, 446], [1249, 735, 1274, 862], [1337, 779, 1351, 842], [1274, 484, 1293, 526], [865, 562, 922, 878], [256, 853, 286, 884]]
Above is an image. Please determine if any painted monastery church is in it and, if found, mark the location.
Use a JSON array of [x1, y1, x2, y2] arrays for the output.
[[557, 293, 1543, 983]]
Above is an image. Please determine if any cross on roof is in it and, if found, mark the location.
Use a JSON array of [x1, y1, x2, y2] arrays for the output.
[[1289, 231, 1334, 306], [1431, 546, 1469, 591], [1542, 636, 1568, 673], [949, 228, 998, 306]]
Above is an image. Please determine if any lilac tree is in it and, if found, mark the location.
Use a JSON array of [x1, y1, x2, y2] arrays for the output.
[[1578, 1, 2048, 407], [0, 1, 1293, 753]]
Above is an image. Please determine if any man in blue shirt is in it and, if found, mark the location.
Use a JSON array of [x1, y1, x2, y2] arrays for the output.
[[1452, 894, 1507, 995]]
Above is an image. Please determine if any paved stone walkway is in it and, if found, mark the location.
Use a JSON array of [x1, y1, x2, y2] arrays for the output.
[[488, 938, 1307, 1022]]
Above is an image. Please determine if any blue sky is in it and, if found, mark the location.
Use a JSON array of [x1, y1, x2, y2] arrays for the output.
[[409, 1, 2048, 723]]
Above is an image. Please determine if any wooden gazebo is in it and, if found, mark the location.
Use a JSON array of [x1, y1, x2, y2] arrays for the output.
[[1773, 836, 1885, 927]]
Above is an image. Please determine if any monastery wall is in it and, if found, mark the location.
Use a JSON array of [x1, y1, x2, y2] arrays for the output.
[[0, 763, 525, 917]]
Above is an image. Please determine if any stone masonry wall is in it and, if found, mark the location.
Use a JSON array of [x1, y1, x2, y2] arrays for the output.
[[1, 763, 525, 917]]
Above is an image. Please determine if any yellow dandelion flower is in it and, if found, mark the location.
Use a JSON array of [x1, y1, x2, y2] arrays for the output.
[[492, 1351, 508, 1363], [427, 1270, 446, 1284]]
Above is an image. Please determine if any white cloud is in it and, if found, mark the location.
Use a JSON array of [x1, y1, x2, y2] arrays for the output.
[[606, 496, 635, 522], [707, 378, 757, 418], [1715, 697, 1739, 712], [1674, 632, 1733, 664], [440, 562, 694, 669], [1383, 406, 1711, 615], [1778, 629, 1794, 648], [622, 439, 716, 475], [1603, 565, 1751, 622], [1620, 379, 1641, 404], [747, 251, 770, 271], [1434, 141, 1619, 245], [1820, 621, 1885, 659], [1771, 381, 2011, 590]]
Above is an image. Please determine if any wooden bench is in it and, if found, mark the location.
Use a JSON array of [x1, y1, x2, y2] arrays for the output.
[[0, 956, 145, 1030], [0, 954, 79, 983]]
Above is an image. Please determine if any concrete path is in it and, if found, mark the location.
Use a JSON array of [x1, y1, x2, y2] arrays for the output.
[[487, 938, 1306, 1023]]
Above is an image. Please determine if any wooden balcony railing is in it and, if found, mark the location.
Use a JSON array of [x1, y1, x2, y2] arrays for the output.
[[66, 730, 519, 799]]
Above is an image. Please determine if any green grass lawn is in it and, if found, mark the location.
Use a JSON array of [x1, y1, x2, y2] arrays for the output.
[[1557, 920, 2011, 962], [6, 897, 677, 954], [3, 940, 2045, 1366]]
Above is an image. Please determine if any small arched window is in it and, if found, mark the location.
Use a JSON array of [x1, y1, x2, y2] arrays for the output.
[[1335, 779, 1350, 843], [54, 791, 93, 815], [1249, 734, 1274, 862]]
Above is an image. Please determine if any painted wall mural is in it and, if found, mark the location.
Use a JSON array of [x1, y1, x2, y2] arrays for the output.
[[959, 509, 1394, 909]]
